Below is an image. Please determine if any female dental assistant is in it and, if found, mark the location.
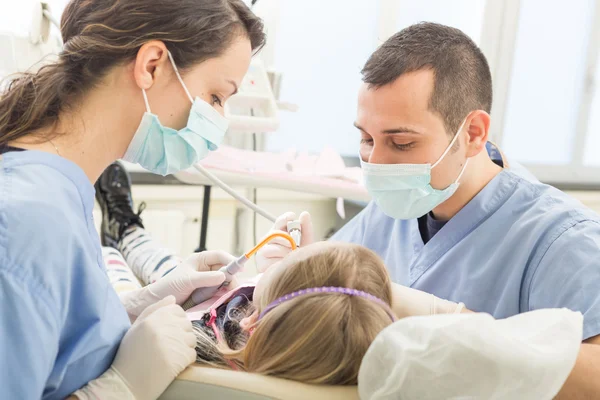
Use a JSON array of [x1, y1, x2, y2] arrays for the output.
[[0, 0, 265, 398]]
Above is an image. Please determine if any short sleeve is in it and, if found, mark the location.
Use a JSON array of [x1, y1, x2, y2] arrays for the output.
[[0, 270, 59, 398], [527, 220, 600, 340]]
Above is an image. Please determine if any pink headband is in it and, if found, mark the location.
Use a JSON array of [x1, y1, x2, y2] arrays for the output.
[[258, 286, 396, 322], [207, 309, 239, 370]]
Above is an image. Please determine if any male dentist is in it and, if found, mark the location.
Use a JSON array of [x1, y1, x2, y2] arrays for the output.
[[258, 22, 600, 398]]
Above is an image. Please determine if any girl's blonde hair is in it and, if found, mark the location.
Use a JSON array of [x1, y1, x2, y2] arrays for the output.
[[194, 241, 394, 385]]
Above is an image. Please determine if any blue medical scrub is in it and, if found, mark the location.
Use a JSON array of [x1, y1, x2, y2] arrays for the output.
[[0, 147, 131, 399], [333, 144, 600, 340]]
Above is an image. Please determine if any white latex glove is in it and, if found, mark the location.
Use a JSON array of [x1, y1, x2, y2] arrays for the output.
[[391, 283, 465, 318], [254, 211, 314, 273], [73, 296, 196, 400], [121, 250, 236, 318]]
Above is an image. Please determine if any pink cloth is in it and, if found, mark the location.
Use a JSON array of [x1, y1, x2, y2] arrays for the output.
[[191, 146, 368, 202], [200, 145, 362, 182]]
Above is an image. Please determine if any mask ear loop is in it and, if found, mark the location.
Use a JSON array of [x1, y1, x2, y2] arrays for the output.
[[455, 158, 470, 183], [167, 51, 194, 104], [432, 118, 469, 169], [141, 89, 151, 113]]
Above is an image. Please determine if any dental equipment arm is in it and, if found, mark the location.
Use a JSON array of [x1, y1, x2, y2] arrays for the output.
[[182, 232, 298, 309], [192, 164, 304, 246], [193, 164, 277, 223], [72, 296, 196, 400]]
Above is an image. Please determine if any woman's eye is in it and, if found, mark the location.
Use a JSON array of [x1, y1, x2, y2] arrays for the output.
[[211, 95, 223, 107], [360, 138, 374, 146]]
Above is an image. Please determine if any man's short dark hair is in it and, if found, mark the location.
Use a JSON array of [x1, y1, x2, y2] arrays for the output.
[[361, 22, 492, 135]]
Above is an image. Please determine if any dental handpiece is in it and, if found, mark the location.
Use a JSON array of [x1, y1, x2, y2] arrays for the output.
[[181, 232, 298, 310], [182, 254, 248, 310]]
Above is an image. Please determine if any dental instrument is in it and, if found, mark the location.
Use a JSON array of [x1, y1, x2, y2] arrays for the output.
[[193, 163, 302, 246], [182, 231, 298, 310], [194, 163, 277, 223], [286, 220, 302, 247]]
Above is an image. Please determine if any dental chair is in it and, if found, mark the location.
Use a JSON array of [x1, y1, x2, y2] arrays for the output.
[[159, 365, 359, 400], [160, 309, 583, 399]]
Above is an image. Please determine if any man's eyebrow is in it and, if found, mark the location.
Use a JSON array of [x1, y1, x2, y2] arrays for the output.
[[354, 122, 423, 135], [382, 127, 423, 135]]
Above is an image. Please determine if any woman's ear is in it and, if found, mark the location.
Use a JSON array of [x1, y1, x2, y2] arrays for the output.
[[133, 40, 169, 90], [240, 310, 259, 332]]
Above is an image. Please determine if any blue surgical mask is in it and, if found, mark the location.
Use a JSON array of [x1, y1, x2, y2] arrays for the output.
[[123, 52, 228, 176], [361, 119, 469, 220]]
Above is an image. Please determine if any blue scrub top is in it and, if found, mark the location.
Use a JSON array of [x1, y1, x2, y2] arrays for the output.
[[333, 150, 600, 340], [0, 149, 131, 399]]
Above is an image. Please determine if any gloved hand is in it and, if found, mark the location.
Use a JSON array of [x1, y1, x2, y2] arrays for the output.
[[254, 211, 315, 273], [121, 250, 236, 318], [72, 296, 196, 400], [391, 283, 466, 318]]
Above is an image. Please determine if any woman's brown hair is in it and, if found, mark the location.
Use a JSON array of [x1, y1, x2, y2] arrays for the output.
[[0, 0, 265, 146]]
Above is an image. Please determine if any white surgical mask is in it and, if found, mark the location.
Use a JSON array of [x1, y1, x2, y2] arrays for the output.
[[361, 119, 469, 220]]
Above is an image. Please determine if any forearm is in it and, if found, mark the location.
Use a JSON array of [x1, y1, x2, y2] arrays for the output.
[[555, 343, 600, 399], [392, 281, 599, 398], [118, 287, 153, 321], [391, 283, 470, 317]]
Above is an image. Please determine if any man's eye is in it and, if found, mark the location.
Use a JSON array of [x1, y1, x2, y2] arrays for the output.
[[394, 142, 415, 151]]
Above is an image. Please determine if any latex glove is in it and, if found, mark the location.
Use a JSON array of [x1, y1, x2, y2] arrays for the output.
[[391, 283, 465, 318], [73, 296, 196, 400], [121, 250, 235, 317], [255, 211, 314, 273]]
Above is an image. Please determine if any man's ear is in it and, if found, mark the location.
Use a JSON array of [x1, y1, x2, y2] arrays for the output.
[[464, 110, 491, 157]]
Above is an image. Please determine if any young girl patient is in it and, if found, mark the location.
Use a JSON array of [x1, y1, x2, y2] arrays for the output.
[[190, 241, 395, 385], [96, 162, 395, 385]]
